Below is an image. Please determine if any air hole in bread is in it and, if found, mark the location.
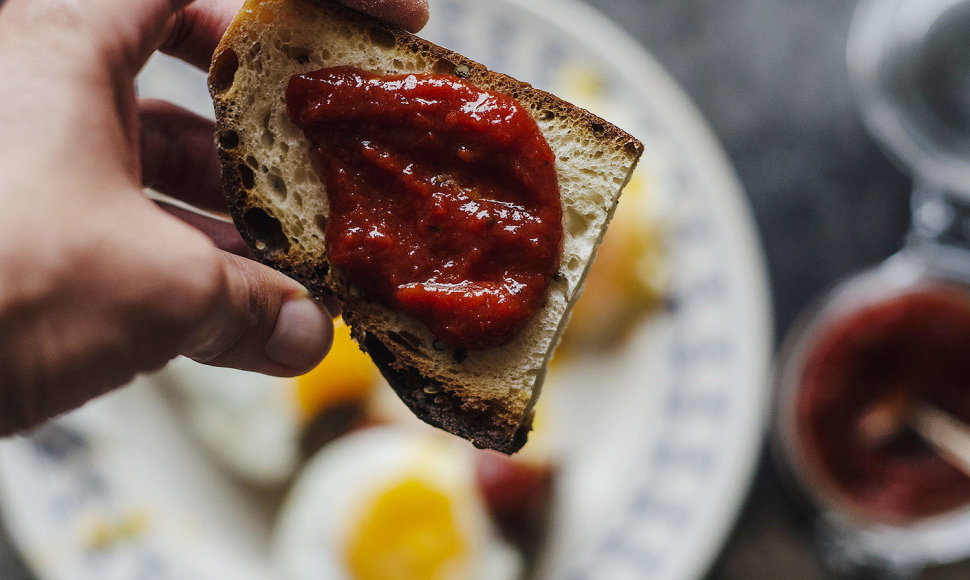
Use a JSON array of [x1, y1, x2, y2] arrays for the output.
[[432, 58, 456, 76], [237, 164, 255, 189], [314, 214, 327, 234], [218, 130, 239, 150], [368, 26, 396, 49], [564, 206, 589, 237], [283, 45, 313, 64], [260, 129, 275, 149], [591, 121, 605, 135], [537, 110, 555, 121], [210, 49, 239, 94], [320, 48, 332, 61], [242, 207, 290, 256], [268, 173, 287, 199]]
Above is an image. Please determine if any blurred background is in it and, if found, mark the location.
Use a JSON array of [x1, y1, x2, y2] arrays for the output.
[[584, 1, 908, 578], [1, 0, 964, 578], [599, 1, 964, 579]]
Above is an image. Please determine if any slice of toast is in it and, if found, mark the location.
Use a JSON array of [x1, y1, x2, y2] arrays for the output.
[[208, 0, 643, 453]]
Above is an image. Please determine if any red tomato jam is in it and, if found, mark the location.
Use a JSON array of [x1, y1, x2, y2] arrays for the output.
[[286, 67, 563, 350], [795, 285, 970, 522]]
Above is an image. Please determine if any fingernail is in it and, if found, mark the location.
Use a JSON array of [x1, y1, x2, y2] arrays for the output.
[[266, 295, 332, 371]]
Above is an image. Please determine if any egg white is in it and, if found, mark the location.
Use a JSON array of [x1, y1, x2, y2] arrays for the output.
[[272, 426, 523, 580]]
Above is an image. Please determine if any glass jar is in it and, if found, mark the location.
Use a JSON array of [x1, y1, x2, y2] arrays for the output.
[[773, 0, 970, 576]]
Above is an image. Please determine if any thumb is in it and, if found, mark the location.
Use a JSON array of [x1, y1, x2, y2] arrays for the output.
[[182, 252, 335, 376], [90, 0, 197, 76]]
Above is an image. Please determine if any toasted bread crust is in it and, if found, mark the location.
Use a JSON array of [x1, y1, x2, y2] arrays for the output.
[[209, 0, 642, 453]]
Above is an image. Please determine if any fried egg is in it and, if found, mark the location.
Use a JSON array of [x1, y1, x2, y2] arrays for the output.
[[157, 318, 382, 487], [272, 426, 523, 580]]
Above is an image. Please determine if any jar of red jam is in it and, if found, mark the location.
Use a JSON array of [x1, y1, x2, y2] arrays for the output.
[[775, 253, 970, 575], [773, 0, 970, 573]]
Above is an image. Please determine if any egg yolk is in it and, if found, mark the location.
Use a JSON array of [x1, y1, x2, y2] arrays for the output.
[[346, 478, 468, 580], [295, 318, 378, 423]]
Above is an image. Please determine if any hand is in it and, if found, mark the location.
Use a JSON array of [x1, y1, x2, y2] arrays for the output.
[[0, 0, 429, 435]]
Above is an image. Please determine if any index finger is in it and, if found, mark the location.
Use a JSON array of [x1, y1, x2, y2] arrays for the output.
[[160, 0, 243, 71], [160, 0, 430, 71]]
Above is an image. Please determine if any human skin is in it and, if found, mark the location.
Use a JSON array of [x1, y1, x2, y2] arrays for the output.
[[0, 0, 429, 435]]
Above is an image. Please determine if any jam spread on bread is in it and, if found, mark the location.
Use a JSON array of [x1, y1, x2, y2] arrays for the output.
[[286, 67, 562, 349], [795, 286, 970, 521]]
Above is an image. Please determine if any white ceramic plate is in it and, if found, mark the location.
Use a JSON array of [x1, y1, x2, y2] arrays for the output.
[[0, 0, 773, 579]]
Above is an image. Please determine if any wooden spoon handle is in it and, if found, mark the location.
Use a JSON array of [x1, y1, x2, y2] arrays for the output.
[[911, 404, 970, 477]]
